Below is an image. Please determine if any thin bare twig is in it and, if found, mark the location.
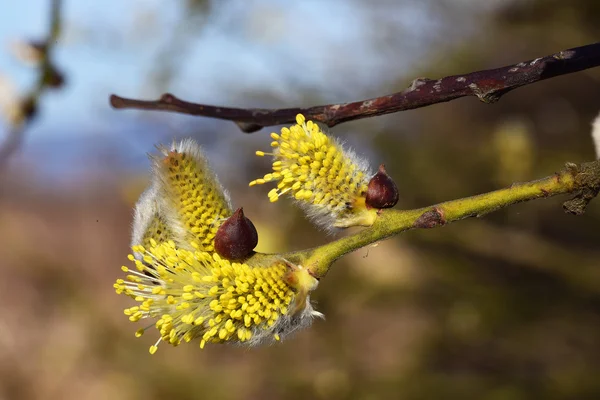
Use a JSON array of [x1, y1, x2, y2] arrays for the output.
[[110, 42, 600, 133], [0, 0, 63, 168]]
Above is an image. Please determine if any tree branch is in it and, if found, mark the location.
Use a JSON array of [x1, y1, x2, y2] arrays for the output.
[[110, 42, 600, 133], [0, 0, 63, 169], [292, 159, 600, 279]]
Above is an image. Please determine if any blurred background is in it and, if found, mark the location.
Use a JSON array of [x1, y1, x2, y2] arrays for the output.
[[1, 0, 600, 399]]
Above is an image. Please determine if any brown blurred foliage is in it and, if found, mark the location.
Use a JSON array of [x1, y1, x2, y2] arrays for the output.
[[1, 1, 600, 399]]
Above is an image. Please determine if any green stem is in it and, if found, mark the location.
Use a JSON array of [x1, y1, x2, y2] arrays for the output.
[[300, 160, 600, 278]]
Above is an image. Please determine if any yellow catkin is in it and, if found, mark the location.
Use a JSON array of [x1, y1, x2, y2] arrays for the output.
[[250, 114, 376, 228], [142, 215, 172, 250], [156, 140, 232, 252], [114, 241, 297, 354]]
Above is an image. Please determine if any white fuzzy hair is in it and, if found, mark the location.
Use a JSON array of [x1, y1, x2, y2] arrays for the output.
[[247, 290, 324, 347], [592, 111, 600, 159], [130, 181, 162, 255]]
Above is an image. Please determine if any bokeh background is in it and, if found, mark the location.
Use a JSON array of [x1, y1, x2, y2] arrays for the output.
[[1, 1, 600, 399]]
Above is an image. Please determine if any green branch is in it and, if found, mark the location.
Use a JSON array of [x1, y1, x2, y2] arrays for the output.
[[288, 160, 600, 278]]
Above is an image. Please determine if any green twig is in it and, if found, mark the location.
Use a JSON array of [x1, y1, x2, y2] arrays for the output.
[[277, 160, 600, 278]]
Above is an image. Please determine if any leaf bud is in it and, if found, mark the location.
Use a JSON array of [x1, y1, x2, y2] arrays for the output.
[[214, 207, 258, 260], [365, 164, 399, 209], [46, 65, 65, 89]]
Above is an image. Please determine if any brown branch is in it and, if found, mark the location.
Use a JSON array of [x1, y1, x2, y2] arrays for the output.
[[110, 42, 600, 133], [0, 0, 63, 169]]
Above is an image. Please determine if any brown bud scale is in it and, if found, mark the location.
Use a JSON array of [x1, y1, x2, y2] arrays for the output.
[[365, 164, 399, 209], [214, 207, 258, 260]]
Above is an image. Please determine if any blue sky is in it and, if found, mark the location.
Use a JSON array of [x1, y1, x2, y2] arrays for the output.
[[0, 0, 498, 180]]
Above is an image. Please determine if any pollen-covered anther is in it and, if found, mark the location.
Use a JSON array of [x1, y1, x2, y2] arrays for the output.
[[250, 113, 379, 229], [365, 164, 399, 209], [214, 207, 258, 260]]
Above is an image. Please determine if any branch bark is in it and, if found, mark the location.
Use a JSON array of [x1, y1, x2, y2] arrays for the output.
[[110, 42, 600, 133]]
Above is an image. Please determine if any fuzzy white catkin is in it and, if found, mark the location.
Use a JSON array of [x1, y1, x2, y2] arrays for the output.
[[592, 111, 600, 159], [130, 182, 161, 251]]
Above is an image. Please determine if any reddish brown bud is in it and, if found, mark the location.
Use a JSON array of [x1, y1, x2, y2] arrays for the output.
[[20, 96, 38, 120], [45, 65, 65, 89], [365, 164, 399, 209], [214, 207, 258, 260]]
